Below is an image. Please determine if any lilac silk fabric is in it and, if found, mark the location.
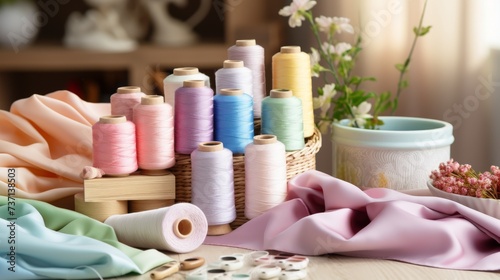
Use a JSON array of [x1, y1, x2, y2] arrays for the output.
[[205, 170, 500, 271]]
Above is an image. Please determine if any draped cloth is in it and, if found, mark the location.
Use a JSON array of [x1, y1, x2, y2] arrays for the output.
[[0, 91, 110, 202], [205, 170, 500, 271], [0, 196, 171, 279]]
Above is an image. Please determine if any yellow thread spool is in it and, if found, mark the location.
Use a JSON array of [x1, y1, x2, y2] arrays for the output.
[[272, 46, 314, 138]]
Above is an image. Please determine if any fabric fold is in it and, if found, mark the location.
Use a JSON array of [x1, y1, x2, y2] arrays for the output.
[[205, 170, 500, 271]]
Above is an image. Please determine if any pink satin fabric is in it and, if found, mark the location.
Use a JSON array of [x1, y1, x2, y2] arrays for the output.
[[0, 91, 109, 201], [205, 170, 500, 271]]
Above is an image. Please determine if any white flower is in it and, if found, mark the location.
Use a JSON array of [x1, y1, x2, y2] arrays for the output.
[[334, 42, 352, 61], [315, 16, 334, 33], [332, 17, 354, 34], [279, 0, 317, 28], [313, 83, 336, 116], [349, 101, 373, 127], [321, 42, 335, 55], [310, 47, 321, 77]]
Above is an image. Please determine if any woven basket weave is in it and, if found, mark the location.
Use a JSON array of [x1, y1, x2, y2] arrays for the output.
[[170, 124, 322, 228]]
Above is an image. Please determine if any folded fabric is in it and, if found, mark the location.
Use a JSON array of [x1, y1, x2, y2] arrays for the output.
[[205, 170, 500, 271], [0, 91, 110, 202], [0, 196, 171, 279]]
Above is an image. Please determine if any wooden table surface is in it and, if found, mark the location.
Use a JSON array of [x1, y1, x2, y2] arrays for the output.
[[111, 245, 500, 280]]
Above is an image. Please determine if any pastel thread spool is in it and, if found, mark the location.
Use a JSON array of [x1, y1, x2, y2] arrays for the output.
[[164, 67, 210, 112], [92, 115, 138, 176], [227, 39, 266, 118], [175, 80, 214, 155], [74, 192, 127, 222], [214, 88, 254, 155], [272, 46, 314, 137], [110, 86, 146, 121], [104, 203, 208, 253], [133, 95, 175, 175], [191, 141, 235, 235], [215, 60, 253, 99], [244, 135, 287, 219], [261, 89, 304, 151]]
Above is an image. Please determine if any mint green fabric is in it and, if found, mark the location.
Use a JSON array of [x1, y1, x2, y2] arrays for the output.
[[0, 196, 172, 279]]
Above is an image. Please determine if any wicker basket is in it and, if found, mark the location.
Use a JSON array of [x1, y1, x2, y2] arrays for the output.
[[170, 124, 322, 228]]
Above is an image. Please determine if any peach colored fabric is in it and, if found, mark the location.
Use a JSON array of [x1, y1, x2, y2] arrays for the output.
[[0, 91, 110, 202]]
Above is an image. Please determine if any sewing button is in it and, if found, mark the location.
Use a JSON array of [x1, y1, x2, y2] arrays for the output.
[[181, 257, 206, 270], [257, 265, 282, 279], [279, 269, 307, 280], [221, 259, 244, 271]]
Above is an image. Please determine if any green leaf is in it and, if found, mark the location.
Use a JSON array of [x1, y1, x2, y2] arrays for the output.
[[398, 80, 409, 89], [413, 26, 432, 36], [395, 63, 406, 72]]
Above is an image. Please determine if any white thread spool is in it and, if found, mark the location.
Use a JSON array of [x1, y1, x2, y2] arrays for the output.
[[244, 135, 287, 219], [228, 39, 266, 118], [133, 95, 175, 175], [191, 141, 235, 235], [215, 60, 253, 97], [163, 67, 210, 112], [110, 86, 146, 121], [104, 203, 208, 253]]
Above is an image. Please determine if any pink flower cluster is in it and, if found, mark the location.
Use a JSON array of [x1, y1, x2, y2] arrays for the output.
[[430, 159, 500, 199]]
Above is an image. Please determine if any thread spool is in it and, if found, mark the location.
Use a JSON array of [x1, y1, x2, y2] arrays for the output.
[[244, 135, 287, 219], [74, 192, 127, 222], [92, 115, 138, 176], [163, 67, 210, 112], [214, 88, 254, 155], [104, 203, 208, 253], [272, 46, 314, 137], [191, 141, 235, 235], [175, 80, 214, 154], [228, 39, 266, 118], [215, 60, 253, 99], [133, 95, 175, 175], [128, 199, 175, 213], [261, 89, 304, 151], [110, 86, 146, 121]]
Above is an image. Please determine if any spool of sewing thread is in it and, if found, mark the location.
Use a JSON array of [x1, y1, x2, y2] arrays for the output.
[[261, 89, 304, 151], [191, 141, 235, 235], [272, 46, 314, 137], [215, 60, 253, 98], [163, 67, 210, 112], [133, 95, 175, 175], [244, 135, 287, 219], [175, 80, 214, 154], [74, 192, 128, 222], [227, 39, 266, 118], [110, 86, 146, 121], [104, 203, 208, 253], [92, 115, 138, 176], [214, 88, 254, 155]]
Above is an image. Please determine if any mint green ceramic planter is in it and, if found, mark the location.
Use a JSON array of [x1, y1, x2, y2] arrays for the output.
[[332, 116, 454, 190]]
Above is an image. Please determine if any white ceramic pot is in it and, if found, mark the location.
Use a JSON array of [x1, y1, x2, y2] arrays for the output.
[[332, 116, 454, 191], [0, 1, 39, 50]]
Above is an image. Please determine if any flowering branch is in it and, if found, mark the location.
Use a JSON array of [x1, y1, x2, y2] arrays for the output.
[[279, 0, 430, 132]]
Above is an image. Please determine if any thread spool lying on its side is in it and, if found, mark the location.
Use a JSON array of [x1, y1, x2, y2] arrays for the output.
[[104, 203, 208, 253], [74, 192, 127, 222], [133, 95, 175, 175], [92, 115, 137, 176], [110, 86, 146, 121], [191, 141, 235, 235], [244, 135, 287, 219]]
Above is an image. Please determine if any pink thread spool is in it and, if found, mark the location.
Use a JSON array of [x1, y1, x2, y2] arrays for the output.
[[92, 115, 137, 176], [110, 86, 146, 121], [133, 95, 175, 175], [175, 80, 214, 154]]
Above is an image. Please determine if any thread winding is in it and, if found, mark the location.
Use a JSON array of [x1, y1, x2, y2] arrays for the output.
[[190, 141, 236, 226], [175, 80, 214, 154], [92, 115, 137, 176], [110, 86, 145, 121], [244, 135, 287, 219], [104, 203, 208, 253], [214, 88, 254, 154], [215, 60, 253, 98], [228, 39, 266, 118], [163, 67, 210, 112], [272, 46, 314, 137], [133, 95, 175, 172], [261, 89, 304, 151]]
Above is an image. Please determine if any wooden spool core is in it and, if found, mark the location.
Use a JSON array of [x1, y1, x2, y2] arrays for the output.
[[223, 60, 244, 68], [173, 218, 193, 239], [254, 134, 277, 145], [197, 141, 223, 152], [235, 39, 256, 46], [174, 67, 199, 76], [280, 46, 301, 53], [220, 88, 242, 96], [117, 86, 141, 94], [183, 80, 205, 88], [270, 89, 292, 98], [141, 95, 164, 105], [99, 115, 126, 124]]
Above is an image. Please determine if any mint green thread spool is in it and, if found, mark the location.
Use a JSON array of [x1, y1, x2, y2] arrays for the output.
[[261, 89, 304, 151]]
